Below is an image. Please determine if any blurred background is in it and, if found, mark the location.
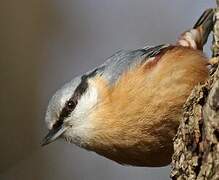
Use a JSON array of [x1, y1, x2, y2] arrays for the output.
[[0, 1, 214, 180]]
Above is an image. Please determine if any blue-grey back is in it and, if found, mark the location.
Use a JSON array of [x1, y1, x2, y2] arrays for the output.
[[91, 44, 170, 85]]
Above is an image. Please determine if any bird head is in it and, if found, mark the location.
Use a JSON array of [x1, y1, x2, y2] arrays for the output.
[[42, 72, 99, 147]]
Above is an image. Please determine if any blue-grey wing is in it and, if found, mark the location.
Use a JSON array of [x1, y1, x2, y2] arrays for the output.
[[86, 44, 170, 85]]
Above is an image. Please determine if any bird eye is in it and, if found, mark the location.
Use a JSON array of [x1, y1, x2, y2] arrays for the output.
[[67, 100, 76, 109]]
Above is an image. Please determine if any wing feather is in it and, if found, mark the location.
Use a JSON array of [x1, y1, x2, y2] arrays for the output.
[[94, 44, 170, 85]]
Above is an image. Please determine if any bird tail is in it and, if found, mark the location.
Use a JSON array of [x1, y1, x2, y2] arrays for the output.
[[177, 8, 214, 50], [193, 8, 214, 47]]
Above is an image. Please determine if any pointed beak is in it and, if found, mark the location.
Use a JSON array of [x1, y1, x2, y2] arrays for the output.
[[41, 125, 68, 146]]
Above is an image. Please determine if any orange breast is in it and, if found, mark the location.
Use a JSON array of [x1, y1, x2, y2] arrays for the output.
[[87, 46, 208, 167]]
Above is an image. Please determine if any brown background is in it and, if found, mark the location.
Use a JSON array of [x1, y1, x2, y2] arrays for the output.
[[0, 1, 213, 179]]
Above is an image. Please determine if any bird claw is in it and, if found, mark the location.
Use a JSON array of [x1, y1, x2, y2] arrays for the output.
[[208, 57, 219, 66]]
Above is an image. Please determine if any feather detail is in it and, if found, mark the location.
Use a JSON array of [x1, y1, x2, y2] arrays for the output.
[[87, 46, 208, 167]]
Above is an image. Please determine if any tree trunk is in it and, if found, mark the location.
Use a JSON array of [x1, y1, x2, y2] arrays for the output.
[[170, 6, 219, 180]]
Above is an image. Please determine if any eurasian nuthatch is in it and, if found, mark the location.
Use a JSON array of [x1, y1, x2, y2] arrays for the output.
[[42, 9, 213, 167]]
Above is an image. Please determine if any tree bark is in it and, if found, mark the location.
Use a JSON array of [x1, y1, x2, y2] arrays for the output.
[[170, 7, 219, 180]]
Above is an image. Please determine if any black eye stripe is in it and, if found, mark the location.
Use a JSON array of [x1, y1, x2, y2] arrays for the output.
[[67, 100, 76, 109], [52, 67, 104, 129], [59, 100, 77, 120]]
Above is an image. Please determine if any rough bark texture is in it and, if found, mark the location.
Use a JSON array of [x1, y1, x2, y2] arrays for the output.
[[170, 7, 219, 180], [170, 69, 219, 180]]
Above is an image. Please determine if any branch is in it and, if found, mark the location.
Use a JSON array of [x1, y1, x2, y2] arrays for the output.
[[170, 5, 219, 180]]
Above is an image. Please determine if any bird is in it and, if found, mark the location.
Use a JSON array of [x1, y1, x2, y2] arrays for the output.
[[42, 9, 213, 167]]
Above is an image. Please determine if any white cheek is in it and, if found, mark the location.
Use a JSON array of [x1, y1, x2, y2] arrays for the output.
[[73, 84, 98, 122], [66, 83, 98, 134], [63, 84, 98, 146]]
